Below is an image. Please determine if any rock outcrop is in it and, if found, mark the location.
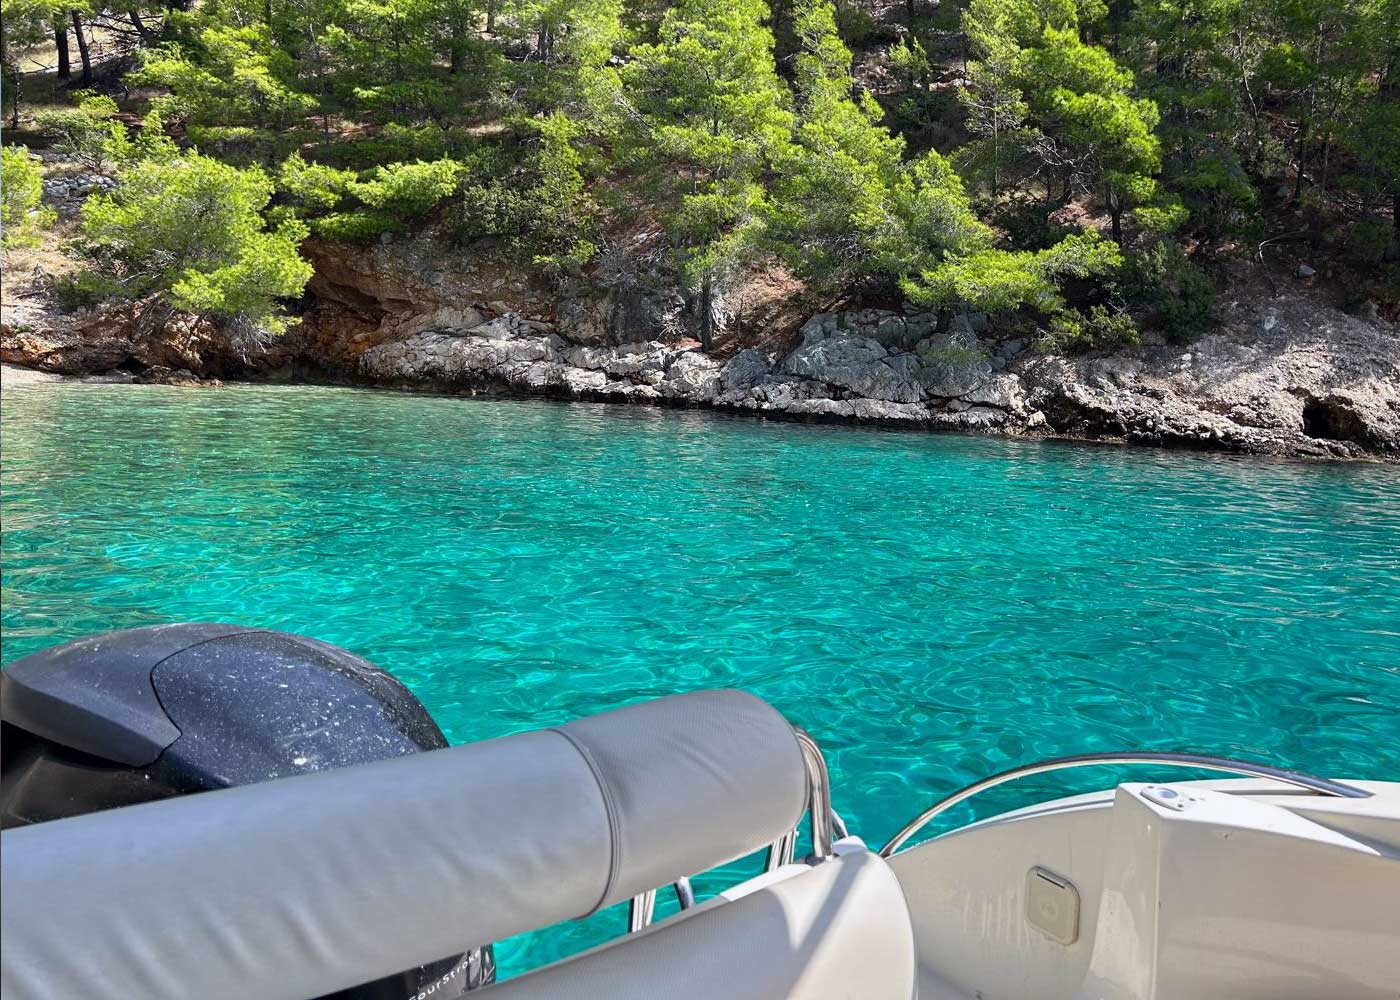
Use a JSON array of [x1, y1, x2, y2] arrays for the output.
[[346, 296, 1398, 459], [1016, 298, 1400, 458]]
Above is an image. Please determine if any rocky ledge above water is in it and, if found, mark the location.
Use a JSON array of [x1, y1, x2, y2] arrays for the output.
[[351, 300, 1400, 459], [3, 232, 1397, 461]]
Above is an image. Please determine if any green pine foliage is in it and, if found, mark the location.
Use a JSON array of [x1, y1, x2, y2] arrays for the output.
[[33, 94, 127, 172], [2, 0, 1395, 336], [618, 0, 795, 347], [2, 145, 56, 248], [80, 153, 313, 332]]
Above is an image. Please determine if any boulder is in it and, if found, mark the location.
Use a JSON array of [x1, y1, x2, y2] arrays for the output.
[[661, 351, 723, 400], [961, 373, 1028, 414], [916, 331, 991, 398], [798, 312, 842, 346], [782, 335, 923, 403], [719, 348, 774, 393]]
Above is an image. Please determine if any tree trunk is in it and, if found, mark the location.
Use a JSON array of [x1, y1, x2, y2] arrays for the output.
[[699, 277, 714, 352], [990, 136, 1000, 199], [1108, 188, 1124, 246], [55, 22, 71, 79], [2, 23, 18, 128], [450, 21, 463, 73], [1289, 122, 1308, 205], [129, 11, 154, 40], [1290, 146, 1306, 204], [264, 0, 273, 26], [486, 3, 497, 33], [5, 67, 19, 130], [71, 11, 92, 85]]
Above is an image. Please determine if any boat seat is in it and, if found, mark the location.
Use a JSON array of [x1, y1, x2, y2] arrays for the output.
[[1, 690, 808, 1000], [484, 846, 918, 1000]]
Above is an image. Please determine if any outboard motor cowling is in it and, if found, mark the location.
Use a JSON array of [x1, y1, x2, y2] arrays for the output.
[[0, 623, 493, 997]]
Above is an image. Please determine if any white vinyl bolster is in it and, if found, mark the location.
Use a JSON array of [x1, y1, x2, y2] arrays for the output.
[[0, 689, 808, 1000], [481, 850, 919, 1000]]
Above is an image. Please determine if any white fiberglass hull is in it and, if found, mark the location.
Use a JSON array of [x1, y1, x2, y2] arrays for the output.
[[886, 778, 1400, 1000]]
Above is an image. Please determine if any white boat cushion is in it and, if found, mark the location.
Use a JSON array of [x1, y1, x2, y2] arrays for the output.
[[0, 689, 807, 1000], [483, 849, 918, 1000]]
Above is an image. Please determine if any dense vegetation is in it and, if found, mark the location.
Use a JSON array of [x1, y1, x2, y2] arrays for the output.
[[2, 0, 1397, 341]]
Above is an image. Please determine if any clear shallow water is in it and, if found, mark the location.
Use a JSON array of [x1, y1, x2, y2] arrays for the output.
[[3, 381, 1399, 972]]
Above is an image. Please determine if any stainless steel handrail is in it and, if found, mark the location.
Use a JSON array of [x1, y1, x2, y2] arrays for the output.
[[627, 890, 656, 933], [627, 878, 694, 933], [764, 828, 796, 872], [795, 728, 835, 863], [632, 727, 837, 931], [764, 731, 840, 872], [673, 876, 695, 910], [879, 751, 1372, 858]]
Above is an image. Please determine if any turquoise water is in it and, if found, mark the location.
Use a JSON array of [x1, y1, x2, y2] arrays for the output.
[[3, 381, 1399, 972]]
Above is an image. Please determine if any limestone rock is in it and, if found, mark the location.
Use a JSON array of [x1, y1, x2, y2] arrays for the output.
[[1017, 295, 1400, 457], [661, 351, 723, 399], [962, 374, 1028, 414], [720, 349, 774, 393], [782, 335, 923, 403], [4, 219, 1395, 460], [916, 330, 991, 398]]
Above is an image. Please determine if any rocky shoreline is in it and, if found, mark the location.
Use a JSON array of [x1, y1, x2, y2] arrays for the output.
[[4, 226, 1398, 461]]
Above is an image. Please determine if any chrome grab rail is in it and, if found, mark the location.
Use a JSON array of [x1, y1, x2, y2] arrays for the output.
[[795, 728, 835, 863], [764, 828, 796, 872], [631, 727, 837, 931], [627, 890, 656, 933], [627, 879, 693, 933], [879, 751, 1371, 858]]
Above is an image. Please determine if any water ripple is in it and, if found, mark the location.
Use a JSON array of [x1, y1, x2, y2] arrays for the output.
[[3, 382, 1399, 971]]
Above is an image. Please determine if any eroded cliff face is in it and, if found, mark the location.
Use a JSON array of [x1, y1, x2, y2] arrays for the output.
[[4, 227, 1398, 460]]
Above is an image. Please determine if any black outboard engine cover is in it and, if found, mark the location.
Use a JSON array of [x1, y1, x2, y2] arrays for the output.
[[0, 623, 493, 998]]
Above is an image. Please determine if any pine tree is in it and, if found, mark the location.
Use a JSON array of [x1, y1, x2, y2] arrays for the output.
[[766, 0, 912, 290], [961, 0, 1170, 244], [620, 0, 794, 348]]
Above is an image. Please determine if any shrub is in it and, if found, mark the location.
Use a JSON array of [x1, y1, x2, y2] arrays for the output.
[[1, 145, 54, 248], [311, 210, 406, 241], [52, 270, 128, 311], [1037, 305, 1140, 353], [835, 4, 880, 46], [457, 180, 537, 241], [277, 153, 356, 212], [524, 113, 597, 268], [347, 158, 465, 217], [319, 125, 483, 171], [276, 154, 463, 242], [1337, 216, 1397, 269], [1126, 241, 1216, 342], [80, 153, 312, 332], [453, 116, 597, 268], [988, 200, 1075, 251], [908, 231, 1124, 316], [33, 94, 126, 171], [918, 343, 990, 367]]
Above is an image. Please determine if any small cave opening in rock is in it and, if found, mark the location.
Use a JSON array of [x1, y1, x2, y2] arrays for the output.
[[116, 357, 145, 374], [1301, 397, 1367, 443]]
